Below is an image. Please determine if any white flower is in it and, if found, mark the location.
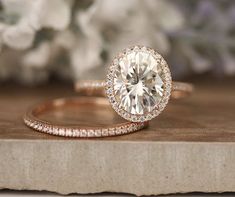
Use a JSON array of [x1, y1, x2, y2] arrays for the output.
[[220, 48, 235, 75], [0, 0, 71, 49], [70, 36, 103, 79], [180, 43, 211, 73], [53, 30, 76, 50], [22, 42, 51, 68], [2, 20, 35, 49], [39, 0, 72, 30], [75, 0, 185, 75]]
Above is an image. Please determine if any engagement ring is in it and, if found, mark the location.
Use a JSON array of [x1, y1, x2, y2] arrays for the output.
[[76, 46, 193, 123]]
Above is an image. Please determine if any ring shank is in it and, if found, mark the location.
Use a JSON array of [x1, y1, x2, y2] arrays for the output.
[[24, 97, 147, 138], [75, 80, 194, 99]]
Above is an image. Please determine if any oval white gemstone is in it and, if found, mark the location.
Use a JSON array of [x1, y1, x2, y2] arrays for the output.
[[113, 51, 164, 115]]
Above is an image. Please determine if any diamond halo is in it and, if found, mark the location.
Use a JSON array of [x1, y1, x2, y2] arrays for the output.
[[105, 46, 172, 122]]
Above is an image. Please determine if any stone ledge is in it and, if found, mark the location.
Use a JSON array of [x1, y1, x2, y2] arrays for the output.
[[1, 140, 235, 196]]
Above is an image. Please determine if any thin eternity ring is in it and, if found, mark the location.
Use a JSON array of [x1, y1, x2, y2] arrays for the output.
[[75, 46, 194, 123], [23, 97, 148, 138]]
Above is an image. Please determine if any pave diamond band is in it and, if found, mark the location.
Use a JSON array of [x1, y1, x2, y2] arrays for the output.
[[24, 97, 147, 138], [75, 80, 193, 99]]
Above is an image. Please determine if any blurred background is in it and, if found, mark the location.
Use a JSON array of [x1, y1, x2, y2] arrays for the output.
[[0, 1, 234, 196], [0, 0, 234, 85]]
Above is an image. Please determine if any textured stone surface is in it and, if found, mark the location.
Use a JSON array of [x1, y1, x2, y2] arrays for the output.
[[1, 140, 235, 196], [0, 79, 235, 196]]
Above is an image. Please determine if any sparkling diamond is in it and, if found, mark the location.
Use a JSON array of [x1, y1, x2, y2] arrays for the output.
[[73, 129, 80, 137], [95, 130, 101, 137], [53, 127, 59, 135], [109, 128, 115, 135], [66, 129, 72, 136], [88, 130, 95, 137], [80, 130, 87, 137], [113, 50, 164, 115], [102, 129, 109, 136], [59, 129, 64, 136], [115, 127, 122, 134]]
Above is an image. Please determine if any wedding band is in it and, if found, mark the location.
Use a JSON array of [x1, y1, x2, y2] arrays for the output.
[[76, 46, 194, 123], [23, 97, 147, 138]]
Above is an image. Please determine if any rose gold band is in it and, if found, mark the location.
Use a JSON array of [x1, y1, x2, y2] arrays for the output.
[[23, 97, 147, 138], [74, 80, 194, 99]]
